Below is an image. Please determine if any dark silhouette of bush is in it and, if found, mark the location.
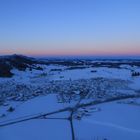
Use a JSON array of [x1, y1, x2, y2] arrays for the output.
[[36, 66, 43, 70], [0, 62, 13, 77], [7, 107, 15, 112]]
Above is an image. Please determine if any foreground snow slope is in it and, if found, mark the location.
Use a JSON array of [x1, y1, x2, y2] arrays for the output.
[[0, 94, 72, 140], [0, 94, 71, 120], [75, 101, 140, 140], [0, 95, 140, 140], [0, 119, 71, 140]]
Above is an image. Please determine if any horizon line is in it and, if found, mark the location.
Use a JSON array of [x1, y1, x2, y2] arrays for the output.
[[0, 53, 140, 59]]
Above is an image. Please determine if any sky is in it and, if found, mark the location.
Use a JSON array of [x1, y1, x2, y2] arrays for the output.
[[0, 0, 140, 57]]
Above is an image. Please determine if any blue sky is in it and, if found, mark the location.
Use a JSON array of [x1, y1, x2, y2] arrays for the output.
[[0, 0, 140, 56]]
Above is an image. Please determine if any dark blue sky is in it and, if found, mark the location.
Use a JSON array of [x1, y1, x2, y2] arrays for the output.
[[0, 0, 140, 56]]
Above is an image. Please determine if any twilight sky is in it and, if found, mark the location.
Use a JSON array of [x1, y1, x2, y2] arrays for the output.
[[0, 0, 140, 56]]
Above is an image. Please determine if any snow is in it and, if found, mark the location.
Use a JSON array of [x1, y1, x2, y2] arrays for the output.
[[74, 102, 140, 140], [0, 60, 140, 140], [0, 94, 71, 121], [129, 77, 140, 90], [0, 94, 72, 140], [0, 120, 71, 140]]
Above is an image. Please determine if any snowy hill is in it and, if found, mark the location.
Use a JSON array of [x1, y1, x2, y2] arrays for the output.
[[0, 54, 42, 77]]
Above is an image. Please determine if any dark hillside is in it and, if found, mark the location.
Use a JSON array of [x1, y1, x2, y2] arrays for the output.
[[0, 55, 39, 77]]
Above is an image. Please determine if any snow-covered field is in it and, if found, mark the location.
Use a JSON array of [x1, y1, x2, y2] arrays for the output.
[[0, 59, 140, 140]]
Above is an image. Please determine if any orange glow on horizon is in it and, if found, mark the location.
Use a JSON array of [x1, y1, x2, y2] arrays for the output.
[[1, 49, 140, 57], [0, 42, 140, 57]]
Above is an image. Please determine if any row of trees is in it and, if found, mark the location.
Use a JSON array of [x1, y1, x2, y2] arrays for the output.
[[132, 72, 140, 77]]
